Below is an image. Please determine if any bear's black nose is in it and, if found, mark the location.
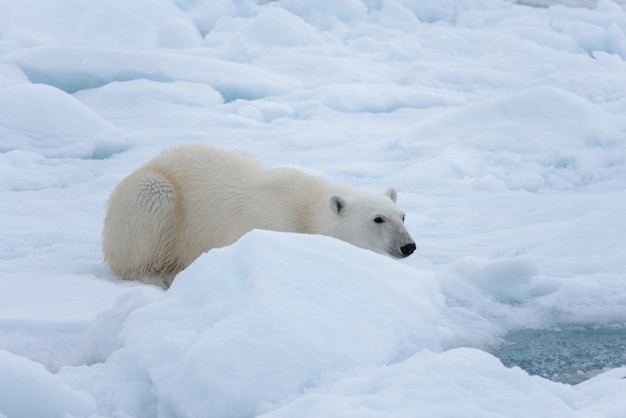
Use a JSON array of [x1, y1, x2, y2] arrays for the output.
[[401, 243, 416, 256]]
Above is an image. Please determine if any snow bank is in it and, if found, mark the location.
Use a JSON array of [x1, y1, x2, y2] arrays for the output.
[[238, 6, 323, 46], [2, 0, 626, 417], [0, 84, 126, 160], [315, 83, 465, 113], [42, 231, 621, 418], [0, 0, 189, 49], [575, 367, 626, 418], [114, 231, 443, 418], [9, 46, 300, 100], [260, 348, 579, 418], [0, 350, 97, 418], [406, 86, 626, 192], [75, 79, 224, 115]]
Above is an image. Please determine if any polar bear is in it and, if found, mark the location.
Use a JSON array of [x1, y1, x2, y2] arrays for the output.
[[103, 144, 415, 288]]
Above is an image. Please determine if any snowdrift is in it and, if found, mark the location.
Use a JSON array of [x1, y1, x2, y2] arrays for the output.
[[1, 0, 626, 417]]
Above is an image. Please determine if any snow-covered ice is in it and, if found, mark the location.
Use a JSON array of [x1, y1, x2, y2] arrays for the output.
[[1, 0, 626, 417]]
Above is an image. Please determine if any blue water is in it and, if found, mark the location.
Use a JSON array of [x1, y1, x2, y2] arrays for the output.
[[491, 327, 626, 384]]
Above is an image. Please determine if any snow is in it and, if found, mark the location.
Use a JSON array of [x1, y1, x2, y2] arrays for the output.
[[1, 0, 626, 417], [114, 232, 442, 418], [0, 350, 97, 418]]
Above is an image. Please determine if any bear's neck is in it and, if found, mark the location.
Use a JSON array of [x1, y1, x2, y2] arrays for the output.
[[261, 167, 350, 236]]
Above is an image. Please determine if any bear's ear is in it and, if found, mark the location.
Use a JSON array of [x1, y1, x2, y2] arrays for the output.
[[329, 194, 346, 216], [384, 187, 397, 203]]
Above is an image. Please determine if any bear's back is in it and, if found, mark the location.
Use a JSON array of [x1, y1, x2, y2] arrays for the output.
[[145, 144, 263, 189]]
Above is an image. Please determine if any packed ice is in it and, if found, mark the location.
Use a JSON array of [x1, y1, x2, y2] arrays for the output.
[[1, 0, 626, 417]]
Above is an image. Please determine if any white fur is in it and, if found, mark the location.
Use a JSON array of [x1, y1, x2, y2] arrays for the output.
[[103, 144, 415, 287]]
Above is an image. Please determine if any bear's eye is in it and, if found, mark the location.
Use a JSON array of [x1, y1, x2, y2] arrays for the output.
[[374, 216, 384, 224], [402, 214, 406, 223]]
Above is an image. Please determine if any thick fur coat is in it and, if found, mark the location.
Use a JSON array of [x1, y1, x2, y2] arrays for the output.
[[103, 144, 415, 287]]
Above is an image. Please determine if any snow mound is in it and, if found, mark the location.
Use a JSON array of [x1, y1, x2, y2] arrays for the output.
[[260, 348, 578, 418], [2, 0, 626, 416], [0, 350, 97, 418], [315, 83, 465, 113], [157, 18, 203, 49], [75, 79, 224, 110], [9, 46, 301, 100], [0, 0, 190, 50], [240, 6, 323, 46], [111, 230, 444, 418], [451, 256, 541, 303], [0, 83, 126, 159], [407, 86, 626, 191], [280, 0, 368, 27]]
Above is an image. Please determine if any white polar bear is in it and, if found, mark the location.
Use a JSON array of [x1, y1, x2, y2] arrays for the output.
[[103, 144, 415, 288]]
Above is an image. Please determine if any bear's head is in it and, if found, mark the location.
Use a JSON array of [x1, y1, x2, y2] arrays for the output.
[[328, 187, 416, 258]]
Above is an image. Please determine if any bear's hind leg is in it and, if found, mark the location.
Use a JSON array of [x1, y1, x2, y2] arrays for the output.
[[103, 170, 180, 284]]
